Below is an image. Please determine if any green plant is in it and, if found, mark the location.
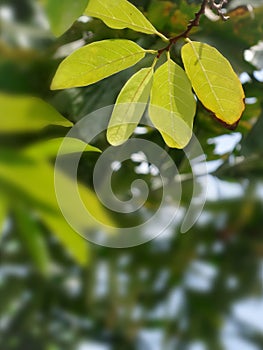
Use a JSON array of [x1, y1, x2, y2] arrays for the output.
[[51, 0, 245, 149]]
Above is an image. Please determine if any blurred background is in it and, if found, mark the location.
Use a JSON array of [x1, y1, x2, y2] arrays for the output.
[[1, 0, 263, 349]]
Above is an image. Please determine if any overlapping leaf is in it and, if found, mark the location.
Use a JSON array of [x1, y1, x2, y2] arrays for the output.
[[51, 39, 148, 89], [182, 41, 245, 127], [84, 0, 168, 41], [149, 57, 196, 148], [107, 67, 153, 146]]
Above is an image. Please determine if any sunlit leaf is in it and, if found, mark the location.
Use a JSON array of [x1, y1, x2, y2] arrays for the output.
[[149, 57, 196, 148], [41, 0, 89, 37], [84, 0, 168, 41], [51, 39, 148, 89], [107, 67, 153, 146], [0, 94, 72, 133], [182, 40, 245, 127], [23, 137, 101, 159], [0, 148, 114, 265]]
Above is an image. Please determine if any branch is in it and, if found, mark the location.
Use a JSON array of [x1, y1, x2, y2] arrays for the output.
[[157, 0, 229, 58]]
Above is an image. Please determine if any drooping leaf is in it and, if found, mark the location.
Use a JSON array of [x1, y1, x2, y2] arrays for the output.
[[51, 40, 148, 90], [84, 0, 168, 41], [0, 94, 72, 133], [182, 40, 245, 127], [107, 67, 153, 146], [41, 0, 89, 37], [149, 57, 196, 148]]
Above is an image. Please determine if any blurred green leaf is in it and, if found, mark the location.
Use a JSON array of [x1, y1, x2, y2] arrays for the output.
[[241, 109, 263, 156], [0, 196, 8, 237], [0, 94, 72, 133], [41, 0, 89, 37], [0, 145, 113, 265], [147, 0, 199, 36], [23, 137, 101, 159], [14, 205, 51, 275]]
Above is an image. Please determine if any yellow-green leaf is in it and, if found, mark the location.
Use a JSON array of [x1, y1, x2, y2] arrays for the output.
[[149, 57, 196, 148], [41, 0, 89, 37], [107, 67, 153, 146], [182, 41, 245, 127], [84, 0, 168, 41], [23, 137, 101, 159], [0, 94, 72, 133], [51, 39, 147, 90], [0, 148, 114, 265]]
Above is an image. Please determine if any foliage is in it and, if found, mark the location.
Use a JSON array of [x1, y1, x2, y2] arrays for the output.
[[52, 0, 245, 147], [0, 0, 263, 349]]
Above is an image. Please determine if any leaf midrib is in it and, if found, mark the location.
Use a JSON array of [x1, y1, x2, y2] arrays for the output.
[[189, 42, 225, 114], [110, 68, 152, 140], [65, 51, 145, 81]]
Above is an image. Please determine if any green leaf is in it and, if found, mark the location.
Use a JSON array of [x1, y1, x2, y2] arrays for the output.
[[0, 147, 114, 265], [23, 137, 101, 159], [15, 205, 51, 275], [0, 197, 7, 238], [149, 57, 196, 148], [41, 0, 89, 37], [84, 0, 168, 41], [182, 40, 245, 127], [51, 39, 148, 90], [107, 67, 153, 146], [0, 94, 72, 133]]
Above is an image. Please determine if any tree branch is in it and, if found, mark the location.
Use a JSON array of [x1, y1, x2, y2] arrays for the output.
[[157, 0, 229, 58]]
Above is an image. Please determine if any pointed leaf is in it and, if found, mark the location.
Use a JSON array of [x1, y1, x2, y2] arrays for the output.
[[51, 39, 147, 89], [0, 94, 72, 133], [149, 58, 196, 148], [84, 0, 168, 41], [41, 0, 89, 37], [107, 67, 153, 146], [23, 137, 101, 159], [182, 41, 245, 127]]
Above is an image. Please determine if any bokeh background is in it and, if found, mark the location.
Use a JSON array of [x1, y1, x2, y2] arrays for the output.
[[1, 0, 263, 349]]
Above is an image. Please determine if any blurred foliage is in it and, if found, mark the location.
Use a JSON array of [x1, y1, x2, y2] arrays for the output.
[[0, 0, 263, 349]]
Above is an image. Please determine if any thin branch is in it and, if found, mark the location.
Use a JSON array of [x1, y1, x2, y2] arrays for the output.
[[157, 0, 229, 58]]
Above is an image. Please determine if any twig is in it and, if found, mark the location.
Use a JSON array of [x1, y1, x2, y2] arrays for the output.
[[157, 0, 229, 58]]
